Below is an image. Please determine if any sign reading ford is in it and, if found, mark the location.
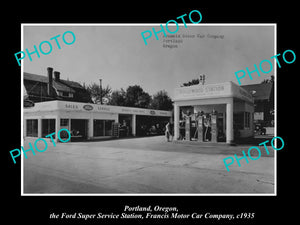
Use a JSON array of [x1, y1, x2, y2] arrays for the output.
[[83, 105, 93, 111]]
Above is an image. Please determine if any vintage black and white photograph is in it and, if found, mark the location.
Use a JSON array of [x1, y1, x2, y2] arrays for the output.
[[21, 24, 276, 195]]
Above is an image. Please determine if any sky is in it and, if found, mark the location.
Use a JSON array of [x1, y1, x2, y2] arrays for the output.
[[23, 24, 275, 99]]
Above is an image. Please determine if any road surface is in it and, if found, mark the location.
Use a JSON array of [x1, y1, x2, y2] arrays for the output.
[[23, 136, 275, 194]]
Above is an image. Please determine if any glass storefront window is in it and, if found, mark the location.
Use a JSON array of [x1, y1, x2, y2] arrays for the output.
[[234, 112, 244, 130], [94, 120, 114, 137], [234, 112, 251, 129], [94, 120, 104, 136], [104, 120, 113, 136], [42, 119, 56, 137], [26, 119, 38, 137], [244, 112, 250, 128]]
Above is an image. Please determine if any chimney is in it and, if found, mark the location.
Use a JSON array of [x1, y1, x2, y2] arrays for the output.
[[54, 71, 60, 81], [47, 67, 53, 97]]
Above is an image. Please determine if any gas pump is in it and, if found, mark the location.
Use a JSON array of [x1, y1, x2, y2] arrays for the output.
[[211, 110, 218, 143], [203, 115, 211, 141], [197, 112, 204, 142], [185, 116, 191, 141]]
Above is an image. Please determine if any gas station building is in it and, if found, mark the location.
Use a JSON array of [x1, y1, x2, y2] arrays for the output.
[[23, 100, 172, 142], [23, 81, 255, 144], [173, 82, 254, 144]]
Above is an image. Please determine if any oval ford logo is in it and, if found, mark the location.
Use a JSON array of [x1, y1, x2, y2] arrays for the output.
[[83, 105, 93, 111], [150, 110, 156, 115]]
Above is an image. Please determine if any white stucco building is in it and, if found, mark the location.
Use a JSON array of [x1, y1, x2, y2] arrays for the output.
[[173, 81, 254, 144], [23, 100, 172, 142]]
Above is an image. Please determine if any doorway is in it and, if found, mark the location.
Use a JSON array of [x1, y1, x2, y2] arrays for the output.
[[217, 113, 226, 142], [118, 114, 132, 137], [70, 119, 88, 139]]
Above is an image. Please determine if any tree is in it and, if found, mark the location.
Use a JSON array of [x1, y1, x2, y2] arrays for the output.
[[86, 82, 112, 104], [108, 88, 126, 106], [125, 85, 151, 108], [150, 90, 173, 111], [137, 92, 152, 108]]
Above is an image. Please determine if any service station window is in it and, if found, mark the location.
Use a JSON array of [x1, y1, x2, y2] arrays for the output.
[[26, 119, 38, 137], [244, 112, 250, 128], [94, 120, 114, 137], [234, 112, 251, 129]]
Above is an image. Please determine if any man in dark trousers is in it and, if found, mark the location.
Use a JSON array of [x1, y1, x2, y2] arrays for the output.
[[165, 122, 174, 142]]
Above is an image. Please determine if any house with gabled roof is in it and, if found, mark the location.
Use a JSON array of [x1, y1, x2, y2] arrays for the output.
[[23, 67, 91, 103]]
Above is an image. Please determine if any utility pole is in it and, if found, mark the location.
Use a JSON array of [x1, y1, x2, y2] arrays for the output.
[[99, 78, 102, 104]]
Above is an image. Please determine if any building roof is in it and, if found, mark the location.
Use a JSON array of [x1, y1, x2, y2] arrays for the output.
[[241, 83, 273, 101], [23, 72, 91, 103], [24, 72, 84, 89], [53, 80, 75, 93], [24, 72, 76, 94], [24, 72, 48, 83]]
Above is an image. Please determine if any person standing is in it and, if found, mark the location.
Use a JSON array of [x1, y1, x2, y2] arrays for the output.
[[165, 122, 172, 142]]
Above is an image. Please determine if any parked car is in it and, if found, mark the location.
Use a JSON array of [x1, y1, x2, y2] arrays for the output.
[[255, 123, 266, 135]]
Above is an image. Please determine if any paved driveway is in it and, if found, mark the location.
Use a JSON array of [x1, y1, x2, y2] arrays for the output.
[[23, 136, 275, 194]]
